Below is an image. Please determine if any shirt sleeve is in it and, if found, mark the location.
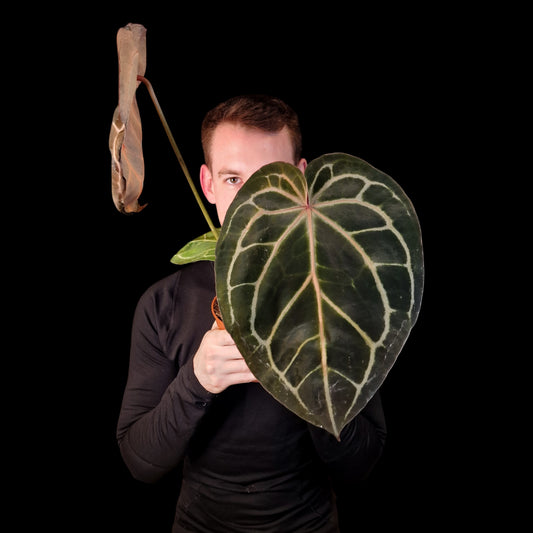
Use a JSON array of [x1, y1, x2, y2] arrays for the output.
[[307, 391, 387, 489], [116, 275, 216, 483]]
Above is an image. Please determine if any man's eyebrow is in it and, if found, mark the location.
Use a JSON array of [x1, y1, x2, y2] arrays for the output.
[[218, 169, 242, 177]]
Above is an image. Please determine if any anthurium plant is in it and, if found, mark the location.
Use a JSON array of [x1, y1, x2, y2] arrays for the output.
[[214, 155, 423, 437], [109, 23, 424, 438]]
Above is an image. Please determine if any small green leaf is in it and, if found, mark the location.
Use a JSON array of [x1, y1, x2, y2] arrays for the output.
[[170, 230, 219, 265]]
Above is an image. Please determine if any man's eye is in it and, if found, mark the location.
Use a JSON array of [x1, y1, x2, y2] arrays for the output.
[[226, 177, 240, 185]]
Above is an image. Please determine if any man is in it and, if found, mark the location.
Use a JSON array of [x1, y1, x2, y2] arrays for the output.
[[117, 94, 387, 532]]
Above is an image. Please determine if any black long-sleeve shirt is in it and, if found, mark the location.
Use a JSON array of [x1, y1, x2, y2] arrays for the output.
[[117, 261, 387, 532]]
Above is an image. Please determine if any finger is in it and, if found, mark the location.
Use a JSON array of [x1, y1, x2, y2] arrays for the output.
[[226, 369, 259, 385], [226, 359, 256, 375], [207, 326, 237, 346], [210, 345, 244, 361]]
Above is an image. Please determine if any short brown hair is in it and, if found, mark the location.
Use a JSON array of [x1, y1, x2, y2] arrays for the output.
[[201, 94, 302, 167]]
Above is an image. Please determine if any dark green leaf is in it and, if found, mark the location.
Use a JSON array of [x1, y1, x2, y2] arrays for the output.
[[215, 153, 424, 438]]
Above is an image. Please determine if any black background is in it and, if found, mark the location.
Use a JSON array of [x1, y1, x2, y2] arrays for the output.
[[23, 6, 501, 531]]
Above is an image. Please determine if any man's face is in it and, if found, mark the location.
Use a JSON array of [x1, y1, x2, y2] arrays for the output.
[[200, 122, 306, 225]]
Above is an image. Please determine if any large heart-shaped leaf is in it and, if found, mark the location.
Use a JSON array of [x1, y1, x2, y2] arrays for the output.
[[215, 153, 424, 438]]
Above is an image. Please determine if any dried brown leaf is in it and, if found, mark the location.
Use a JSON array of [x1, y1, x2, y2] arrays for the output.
[[109, 23, 147, 213]]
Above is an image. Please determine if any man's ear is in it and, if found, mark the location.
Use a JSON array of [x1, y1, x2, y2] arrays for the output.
[[200, 164, 216, 204], [297, 158, 307, 173]]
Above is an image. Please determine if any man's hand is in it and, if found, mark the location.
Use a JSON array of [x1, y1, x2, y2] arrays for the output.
[[193, 322, 258, 394]]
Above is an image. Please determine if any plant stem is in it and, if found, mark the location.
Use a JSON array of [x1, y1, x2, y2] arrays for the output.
[[137, 75, 219, 238]]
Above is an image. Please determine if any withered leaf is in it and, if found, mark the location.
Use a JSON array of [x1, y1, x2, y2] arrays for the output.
[[109, 23, 147, 214]]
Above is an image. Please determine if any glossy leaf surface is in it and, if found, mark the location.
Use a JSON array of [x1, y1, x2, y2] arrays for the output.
[[215, 153, 424, 437]]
